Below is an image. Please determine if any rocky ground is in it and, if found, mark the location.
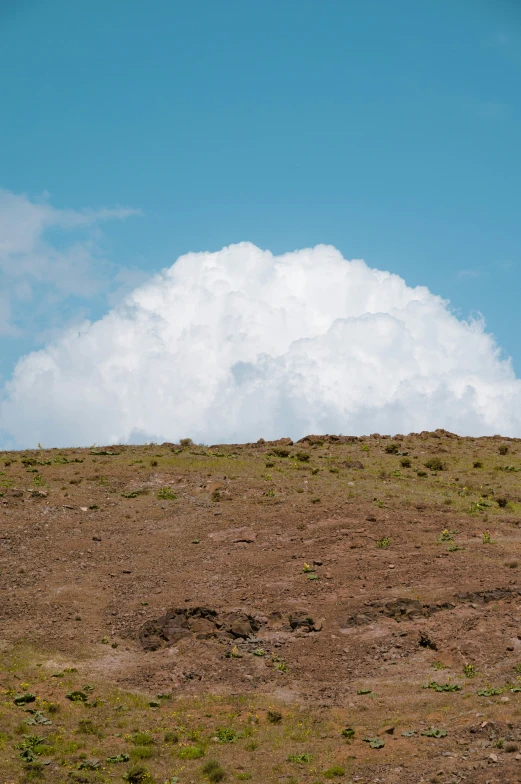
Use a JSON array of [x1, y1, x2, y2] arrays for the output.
[[2, 431, 521, 783]]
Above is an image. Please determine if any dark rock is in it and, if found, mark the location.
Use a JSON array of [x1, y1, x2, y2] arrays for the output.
[[289, 612, 315, 631], [419, 631, 437, 650]]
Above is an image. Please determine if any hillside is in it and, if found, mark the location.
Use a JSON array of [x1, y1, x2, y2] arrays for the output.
[[1, 431, 521, 784]]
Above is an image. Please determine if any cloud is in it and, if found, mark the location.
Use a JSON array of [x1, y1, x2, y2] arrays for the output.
[[457, 269, 481, 280], [2, 242, 521, 448], [0, 188, 140, 337]]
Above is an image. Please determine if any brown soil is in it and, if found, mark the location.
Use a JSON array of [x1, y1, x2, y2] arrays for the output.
[[2, 431, 521, 783]]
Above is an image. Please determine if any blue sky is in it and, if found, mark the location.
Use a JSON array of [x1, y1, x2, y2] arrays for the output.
[[0, 0, 520, 409]]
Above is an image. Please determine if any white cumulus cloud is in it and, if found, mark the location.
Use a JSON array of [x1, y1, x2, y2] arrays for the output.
[[2, 241, 521, 448], [0, 188, 140, 339]]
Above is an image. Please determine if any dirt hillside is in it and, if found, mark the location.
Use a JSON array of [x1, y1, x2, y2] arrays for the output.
[[2, 431, 521, 783]]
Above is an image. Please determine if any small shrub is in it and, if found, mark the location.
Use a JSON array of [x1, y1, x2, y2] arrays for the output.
[[385, 443, 399, 454], [497, 497, 508, 508], [164, 731, 179, 743], [267, 710, 282, 724], [323, 765, 345, 778], [482, 530, 493, 544], [295, 452, 310, 462], [287, 753, 313, 764], [131, 732, 154, 746], [400, 457, 411, 468], [463, 663, 476, 678], [417, 470, 427, 477], [499, 445, 509, 455], [424, 457, 445, 471], [180, 438, 193, 448], [157, 487, 177, 500], [123, 766, 153, 783], [178, 745, 204, 759], [216, 727, 238, 743], [271, 448, 290, 458], [473, 460, 483, 468], [202, 760, 226, 782]]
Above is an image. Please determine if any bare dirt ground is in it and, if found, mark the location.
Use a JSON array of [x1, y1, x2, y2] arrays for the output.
[[2, 431, 521, 783]]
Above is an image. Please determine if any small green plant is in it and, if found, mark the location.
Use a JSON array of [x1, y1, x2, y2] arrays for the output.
[[432, 661, 446, 670], [178, 745, 204, 759], [482, 530, 493, 544], [421, 728, 447, 738], [341, 727, 355, 738], [225, 645, 243, 659], [131, 732, 154, 746], [216, 727, 238, 743], [360, 444, 369, 452], [477, 687, 504, 696], [164, 731, 179, 743], [423, 680, 462, 692], [274, 661, 289, 673], [66, 690, 88, 702], [447, 539, 463, 552], [385, 443, 399, 454], [363, 737, 385, 748], [437, 528, 458, 542], [323, 765, 346, 777], [463, 663, 476, 678], [376, 536, 391, 549], [287, 753, 313, 764], [400, 457, 411, 468], [267, 710, 282, 723], [157, 487, 177, 500], [14, 693, 36, 706], [295, 452, 310, 462], [469, 500, 490, 513], [107, 753, 130, 762]]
